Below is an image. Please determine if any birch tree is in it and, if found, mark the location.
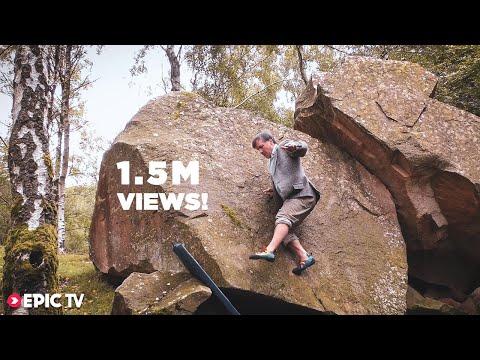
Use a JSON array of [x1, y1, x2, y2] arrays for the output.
[[44, 45, 95, 252], [3, 45, 60, 315], [2, 45, 100, 254], [56, 45, 72, 252]]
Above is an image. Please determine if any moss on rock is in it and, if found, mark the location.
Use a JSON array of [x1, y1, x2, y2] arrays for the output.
[[221, 204, 242, 227], [181, 91, 201, 100]]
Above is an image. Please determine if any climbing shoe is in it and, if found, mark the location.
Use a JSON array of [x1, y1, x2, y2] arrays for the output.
[[249, 246, 275, 262], [292, 254, 315, 275]]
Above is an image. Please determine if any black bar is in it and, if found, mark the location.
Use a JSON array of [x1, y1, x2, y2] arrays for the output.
[[172, 243, 241, 315]]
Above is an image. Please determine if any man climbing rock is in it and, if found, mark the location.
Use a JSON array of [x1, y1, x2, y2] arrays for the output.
[[250, 131, 320, 275]]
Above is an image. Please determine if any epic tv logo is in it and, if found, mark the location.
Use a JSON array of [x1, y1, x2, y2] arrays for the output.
[[7, 293, 84, 309]]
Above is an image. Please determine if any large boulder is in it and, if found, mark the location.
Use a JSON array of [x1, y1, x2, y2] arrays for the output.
[[89, 92, 407, 314], [295, 56, 480, 297]]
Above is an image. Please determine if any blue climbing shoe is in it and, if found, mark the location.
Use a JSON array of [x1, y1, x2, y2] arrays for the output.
[[249, 246, 275, 262], [292, 254, 315, 275]]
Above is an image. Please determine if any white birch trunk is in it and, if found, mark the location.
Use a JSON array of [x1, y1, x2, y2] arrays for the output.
[[9, 45, 54, 229], [4, 45, 60, 315], [57, 46, 72, 252]]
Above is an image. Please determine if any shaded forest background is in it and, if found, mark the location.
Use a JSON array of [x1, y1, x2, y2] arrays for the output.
[[0, 44, 479, 254]]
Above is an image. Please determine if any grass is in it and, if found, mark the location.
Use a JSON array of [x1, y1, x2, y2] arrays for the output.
[[0, 246, 116, 315], [58, 253, 116, 315]]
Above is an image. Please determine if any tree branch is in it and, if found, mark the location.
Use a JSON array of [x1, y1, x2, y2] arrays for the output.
[[234, 46, 275, 84], [323, 45, 352, 56], [130, 45, 155, 77], [233, 77, 289, 109], [72, 76, 97, 94], [0, 120, 11, 129], [0, 135, 8, 147], [0, 45, 13, 58], [0, 70, 14, 96]]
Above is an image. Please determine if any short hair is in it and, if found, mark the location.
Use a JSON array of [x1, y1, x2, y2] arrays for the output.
[[252, 131, 276, 148]]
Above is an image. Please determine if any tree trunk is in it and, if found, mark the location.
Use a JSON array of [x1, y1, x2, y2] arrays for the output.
[[57, 45, 72, 253], [46, 45, 61, 134], [165, 45, 181, 91], [54, 125, 63, 199], [296, 45, 308, 85], [50, 45, 62, 206], [3, 45, 61, 315]]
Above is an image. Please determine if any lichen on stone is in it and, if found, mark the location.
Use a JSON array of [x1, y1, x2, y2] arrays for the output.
[[221, 204, 242, 227]]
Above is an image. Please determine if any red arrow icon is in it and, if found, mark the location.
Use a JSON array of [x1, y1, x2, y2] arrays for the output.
[[7, 293, 21, 308]]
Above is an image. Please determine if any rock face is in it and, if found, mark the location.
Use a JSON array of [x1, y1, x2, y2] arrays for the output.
[[295, 56, 480, 300], [111, 271, 211, 315], [89, 92, 407, 314]]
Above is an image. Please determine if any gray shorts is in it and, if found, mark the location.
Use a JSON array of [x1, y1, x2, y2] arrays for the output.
[[275, 196, 317, 246]]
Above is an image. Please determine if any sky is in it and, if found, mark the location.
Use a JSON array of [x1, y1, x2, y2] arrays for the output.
[[0, 45, 182, 184], [78, 45, 173, 142], [1, 46, 177, 143]]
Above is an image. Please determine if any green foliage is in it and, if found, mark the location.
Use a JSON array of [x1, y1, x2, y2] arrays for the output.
[[185, 46, 283, 123], [65, 185, 96, 254], [420, 46, 480, 117], [186, 46, 269, 104], [184, 45, 341, 127]]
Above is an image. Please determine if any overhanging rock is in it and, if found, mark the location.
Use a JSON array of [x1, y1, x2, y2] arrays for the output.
[[295, 56, 480, 298]]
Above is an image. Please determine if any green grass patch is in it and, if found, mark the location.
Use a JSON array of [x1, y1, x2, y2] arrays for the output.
[[58, 253, 116, 315], [1, 246, 116, 315]]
